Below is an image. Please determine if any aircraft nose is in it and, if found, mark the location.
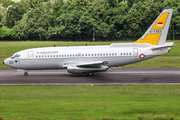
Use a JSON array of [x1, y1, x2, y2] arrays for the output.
[[3, 59, 8, 65], [3, 60, 6, 65]]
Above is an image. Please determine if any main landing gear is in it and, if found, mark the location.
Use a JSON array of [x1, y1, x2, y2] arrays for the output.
[[87, 72, 93, 76], [24, 72, 28, 76]]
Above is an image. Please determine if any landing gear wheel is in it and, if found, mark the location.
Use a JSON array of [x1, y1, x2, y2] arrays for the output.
[[24, 72, 28, 76], [87, 72, 93, 76]]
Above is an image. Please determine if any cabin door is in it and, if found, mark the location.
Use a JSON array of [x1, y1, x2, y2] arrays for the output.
[[28, 51, 34, 62], [133, 48, 138, 60]]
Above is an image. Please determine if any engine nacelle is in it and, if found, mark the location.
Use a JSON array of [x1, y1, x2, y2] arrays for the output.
[[67, 66, 108, 74]]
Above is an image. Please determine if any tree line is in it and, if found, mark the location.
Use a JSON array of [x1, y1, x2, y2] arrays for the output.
[[0, 0, 180, 41]]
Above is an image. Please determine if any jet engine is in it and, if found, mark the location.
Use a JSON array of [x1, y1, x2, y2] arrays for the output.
[[67, 65, 108, 74]]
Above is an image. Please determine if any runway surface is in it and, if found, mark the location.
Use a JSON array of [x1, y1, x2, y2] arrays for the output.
[[0, 68, 180, 85]]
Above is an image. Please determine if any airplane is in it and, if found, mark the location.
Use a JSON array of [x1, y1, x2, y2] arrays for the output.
[[3, 9, 174, 76]]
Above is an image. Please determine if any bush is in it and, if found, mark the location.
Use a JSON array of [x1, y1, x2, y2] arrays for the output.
[[0, 26, 18, 40]]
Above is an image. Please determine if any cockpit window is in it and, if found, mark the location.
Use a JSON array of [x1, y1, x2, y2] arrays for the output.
[[11, 53, 20, 58]]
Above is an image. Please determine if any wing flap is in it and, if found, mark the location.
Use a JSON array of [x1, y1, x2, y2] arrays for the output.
[[63, 61, 109, 68], [77, 61, 109, 67]]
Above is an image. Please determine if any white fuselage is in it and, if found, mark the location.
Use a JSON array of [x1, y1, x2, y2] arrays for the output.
[[4, 43, 169, 70]]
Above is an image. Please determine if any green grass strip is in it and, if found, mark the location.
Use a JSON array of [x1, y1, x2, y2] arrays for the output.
[[0, 85, 180, 120]]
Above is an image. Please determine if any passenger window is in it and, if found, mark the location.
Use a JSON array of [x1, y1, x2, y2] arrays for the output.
[[130, 53, 131, 55], [59, 55, 61, 57], [39, 55, 41, 58], [106, 53, 108, 56], [109, 53, 111, 56], [112, 53, 114, 56], [127, 53, 128, 55], [56, 55, 58, 57], [92, 54, 93, 56], [36, 55, 38, 58], [124, 53, 125, 55]]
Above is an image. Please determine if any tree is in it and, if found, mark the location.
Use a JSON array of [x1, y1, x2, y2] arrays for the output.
[[28, 0, 43, 8], [0, 0, 14, 10], [52, 0, 64, 17], [13, 2, 55, 40], [5, 0, 30, 28]]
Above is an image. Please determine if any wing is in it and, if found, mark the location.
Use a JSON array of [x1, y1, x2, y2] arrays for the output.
[[63, 61, 109, 74]]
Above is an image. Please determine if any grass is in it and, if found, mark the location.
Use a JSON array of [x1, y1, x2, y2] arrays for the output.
[[0, 85, 180, 120], [0, 40, 180, 69]]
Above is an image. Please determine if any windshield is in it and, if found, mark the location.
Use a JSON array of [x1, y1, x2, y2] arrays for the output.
[[11, 53, 20, 58]]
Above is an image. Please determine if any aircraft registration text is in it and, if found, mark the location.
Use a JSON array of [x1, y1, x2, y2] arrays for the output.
[[149, 29, 162, 34]]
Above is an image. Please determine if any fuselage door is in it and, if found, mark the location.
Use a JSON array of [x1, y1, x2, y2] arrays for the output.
[[28, 51, 34, 62], [133, 48, 138, 60]]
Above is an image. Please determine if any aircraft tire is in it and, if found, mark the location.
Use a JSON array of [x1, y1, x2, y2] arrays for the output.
[[87, 72, 93, 76], [24, 72, 28, 76]]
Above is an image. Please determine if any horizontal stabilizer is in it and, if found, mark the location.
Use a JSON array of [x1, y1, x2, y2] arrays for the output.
[[151, 42, 175, 50]]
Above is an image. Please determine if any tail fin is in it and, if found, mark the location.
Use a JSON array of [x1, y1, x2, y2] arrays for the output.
[[134, 9, 173, 45]]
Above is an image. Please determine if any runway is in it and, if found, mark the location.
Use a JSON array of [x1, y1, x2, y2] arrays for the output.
[[0, 68, 180, 85]]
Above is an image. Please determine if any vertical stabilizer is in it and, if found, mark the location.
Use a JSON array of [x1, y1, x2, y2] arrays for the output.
[[134, 9, 173, 45]]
